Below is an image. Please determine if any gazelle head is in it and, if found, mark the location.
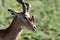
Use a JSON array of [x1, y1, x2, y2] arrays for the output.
[[8, 9, 37, 31], [8, 0, 37, 31]]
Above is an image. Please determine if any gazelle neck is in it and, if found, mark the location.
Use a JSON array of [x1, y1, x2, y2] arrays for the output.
[[5, 16, 23, 40], [7, 16, 23, 31]]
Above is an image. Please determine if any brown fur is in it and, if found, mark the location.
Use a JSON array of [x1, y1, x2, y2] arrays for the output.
[[0, 16, 24, 40], [0, 12, 35, 40], [0, 0, 36, 40]]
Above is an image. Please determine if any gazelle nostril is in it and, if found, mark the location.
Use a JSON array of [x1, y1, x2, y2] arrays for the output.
[[33, 26, 37, 29], [8, 9, 11, 11], [32, 26, 37, 31]]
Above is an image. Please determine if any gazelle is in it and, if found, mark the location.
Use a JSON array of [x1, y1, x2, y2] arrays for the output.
[[0, 0, 37, 40]]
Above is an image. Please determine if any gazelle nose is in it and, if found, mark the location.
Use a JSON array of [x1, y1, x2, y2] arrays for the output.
[[17, 0, 24, 3], [32, 26, 37, 31]]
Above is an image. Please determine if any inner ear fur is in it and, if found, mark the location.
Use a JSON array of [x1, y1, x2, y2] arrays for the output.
[[31, 15, 35, 22]]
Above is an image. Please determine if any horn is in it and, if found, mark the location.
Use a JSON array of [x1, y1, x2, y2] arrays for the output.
[[17, 0, 27, 13], [17, 0, 31, 14], [25, 2, 31, 12]]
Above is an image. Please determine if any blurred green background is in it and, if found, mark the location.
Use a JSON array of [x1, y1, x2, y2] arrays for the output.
[[0, 0, 60, 40]]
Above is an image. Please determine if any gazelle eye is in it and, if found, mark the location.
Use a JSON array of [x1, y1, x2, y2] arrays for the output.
[[23, 16, 27, 19]]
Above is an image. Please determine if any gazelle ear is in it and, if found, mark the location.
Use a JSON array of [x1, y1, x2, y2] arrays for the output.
[[31, 15, 35, 22], [8, 9, 18, 15], [8, 9, 15, 15]]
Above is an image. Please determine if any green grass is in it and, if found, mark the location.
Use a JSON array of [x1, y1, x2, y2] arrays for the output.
[[0, 0, 60, 40]]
